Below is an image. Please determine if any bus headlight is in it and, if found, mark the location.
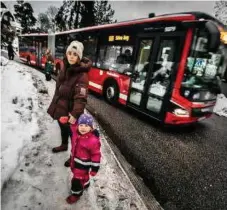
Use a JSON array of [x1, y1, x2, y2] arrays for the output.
[[193, 93, 200, 100], [184, 90, 190, 97], [173, 108, 190, 117], [220, 31, 227, 44]]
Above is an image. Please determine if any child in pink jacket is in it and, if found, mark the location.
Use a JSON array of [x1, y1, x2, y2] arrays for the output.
[[66, 114, 101, 204]]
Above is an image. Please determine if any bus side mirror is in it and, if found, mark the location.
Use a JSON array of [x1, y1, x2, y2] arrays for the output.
[[205, 21, 220, 52], [181, 20, 220, 52]]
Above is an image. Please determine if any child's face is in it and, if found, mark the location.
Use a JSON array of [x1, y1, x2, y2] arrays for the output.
[[66, 51, 79, 65], [78, 124, 92, 135]]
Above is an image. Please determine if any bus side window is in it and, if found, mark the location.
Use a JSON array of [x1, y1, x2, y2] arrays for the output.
[[97, 45, 133, 73], [83, 35, 97, 66]]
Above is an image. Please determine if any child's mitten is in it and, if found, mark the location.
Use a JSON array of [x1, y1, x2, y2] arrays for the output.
[[59, 116, 69, 124], [90, 171, 97, 177]]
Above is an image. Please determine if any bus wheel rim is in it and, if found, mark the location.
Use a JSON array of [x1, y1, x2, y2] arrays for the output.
[[106, 86, 115, 99]]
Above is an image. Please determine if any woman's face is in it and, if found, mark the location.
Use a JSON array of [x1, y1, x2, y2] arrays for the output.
[[66, 51, 79, 65]]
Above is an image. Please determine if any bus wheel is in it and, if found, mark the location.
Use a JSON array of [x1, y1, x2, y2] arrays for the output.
[[223, 68, 227, 83], [27, 57, 31, 65], [55, 63, 60, 75], [103, 81, 119, 104]]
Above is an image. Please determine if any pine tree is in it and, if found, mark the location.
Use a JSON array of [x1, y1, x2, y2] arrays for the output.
[[214, 0, 227, 25], [80, 1, 95, 28], [94, 1, 116, 25], [55, 0, 116, 31], [1, 2, 16, 44], [73, 1, 80, 29], [14, 0, 37, 33], [55, 4, 65, 31], [55, 0, 72, 31]]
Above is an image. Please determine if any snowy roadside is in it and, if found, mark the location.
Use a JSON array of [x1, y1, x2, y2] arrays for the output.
[[213, 94, 227, 117], [1, 61, 40, 189], [1, 60, 149, 209]]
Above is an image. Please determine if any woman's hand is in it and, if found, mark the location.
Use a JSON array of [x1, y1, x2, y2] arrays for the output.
[[68, 113, 76, 124]]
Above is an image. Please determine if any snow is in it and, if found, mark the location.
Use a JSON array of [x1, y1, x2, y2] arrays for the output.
[[1, 59, 148, 209], [1, 60, 40, 189], [213, 93, 227, 117], [0, 56, 9, 66]]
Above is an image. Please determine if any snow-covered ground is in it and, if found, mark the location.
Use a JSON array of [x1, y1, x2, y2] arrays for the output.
[[1, 59, 148, 209]]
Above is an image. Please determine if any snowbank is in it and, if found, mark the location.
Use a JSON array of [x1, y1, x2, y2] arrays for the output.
[[213, 94, 227, 117], [0, 56, 9, 66], [1, 61, 40, 189]]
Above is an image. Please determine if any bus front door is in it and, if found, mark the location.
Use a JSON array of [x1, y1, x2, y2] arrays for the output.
[[127, 33, 184, 121]]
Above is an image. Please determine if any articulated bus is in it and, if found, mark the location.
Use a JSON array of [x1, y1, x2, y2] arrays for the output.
[[19, 12, 227, 124], [19, 33, 48, 69]]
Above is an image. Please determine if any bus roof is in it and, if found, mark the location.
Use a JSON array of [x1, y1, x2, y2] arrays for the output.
[[159, 11, 226, 29], [55, 13, 196, 35], [19, 33, 48, 37]]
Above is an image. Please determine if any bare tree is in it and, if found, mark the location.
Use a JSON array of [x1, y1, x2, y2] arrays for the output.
[[46, 6, 58, 32]]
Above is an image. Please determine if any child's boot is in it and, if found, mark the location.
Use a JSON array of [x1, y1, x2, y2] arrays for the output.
[[66, 195, 80, 204]]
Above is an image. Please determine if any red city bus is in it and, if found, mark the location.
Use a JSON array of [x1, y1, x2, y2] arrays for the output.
[[19, 33, 48, 69], [19, 12, 227, 124]]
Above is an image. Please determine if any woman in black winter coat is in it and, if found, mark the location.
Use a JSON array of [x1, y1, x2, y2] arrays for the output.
[[47, 40, 92, 156]]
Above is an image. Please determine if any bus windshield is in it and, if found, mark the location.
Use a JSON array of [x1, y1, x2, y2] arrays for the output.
[[181, 29, 223, 101]]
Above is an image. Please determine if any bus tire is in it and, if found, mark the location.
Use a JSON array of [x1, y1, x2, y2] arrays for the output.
[[27, 56, 31, 65], [103, 80, 119, 104], [55, 63, 60, 75], [223, 68, 227, 83]]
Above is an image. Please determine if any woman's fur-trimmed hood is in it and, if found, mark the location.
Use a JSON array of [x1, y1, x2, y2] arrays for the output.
[[60, 57, 92, 81]]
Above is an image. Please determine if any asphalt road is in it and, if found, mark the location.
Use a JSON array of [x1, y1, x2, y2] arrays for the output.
[[87, 93, 227, 210]]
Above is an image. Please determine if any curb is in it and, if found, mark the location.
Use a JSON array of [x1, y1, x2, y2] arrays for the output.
[[86, 104, 163, 210]]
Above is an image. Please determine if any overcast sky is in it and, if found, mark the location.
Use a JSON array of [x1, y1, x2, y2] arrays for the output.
[[4, 1, 216, 22]]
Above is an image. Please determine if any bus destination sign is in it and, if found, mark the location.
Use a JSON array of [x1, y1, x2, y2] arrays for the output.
[[108, 35, 130, 42]]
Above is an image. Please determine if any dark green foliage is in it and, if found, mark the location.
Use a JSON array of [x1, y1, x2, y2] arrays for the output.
[[94, 1, 116, 25], [55, 0, 116, 31], [80, 1, 95, 28], [1, 2, 16, 43], [55, 0, 68, 31], [14, 0, 37, 33]]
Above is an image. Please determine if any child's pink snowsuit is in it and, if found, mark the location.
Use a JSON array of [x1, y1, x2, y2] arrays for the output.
[[69, 124, 101, 196]]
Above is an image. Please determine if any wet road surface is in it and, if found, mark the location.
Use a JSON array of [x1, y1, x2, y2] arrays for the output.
[[87, 93, 227, 210]]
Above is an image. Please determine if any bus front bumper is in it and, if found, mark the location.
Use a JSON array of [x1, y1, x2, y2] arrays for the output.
[[164, 112, 212, 125]]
